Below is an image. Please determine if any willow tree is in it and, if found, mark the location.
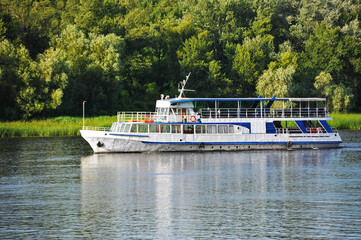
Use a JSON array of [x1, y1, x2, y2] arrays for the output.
[[51, 25, 126, 116], [0, 39, 67, 119]]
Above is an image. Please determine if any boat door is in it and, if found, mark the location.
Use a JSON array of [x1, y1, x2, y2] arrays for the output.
[[182, 125, 194, 142], [181, 108, 187, 122]]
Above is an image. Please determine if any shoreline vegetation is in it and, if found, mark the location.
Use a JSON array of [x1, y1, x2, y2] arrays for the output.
[[0, 113, 360, 138]]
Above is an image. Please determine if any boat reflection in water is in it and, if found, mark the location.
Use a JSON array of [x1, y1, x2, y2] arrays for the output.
[[80, 149, 349, 239]]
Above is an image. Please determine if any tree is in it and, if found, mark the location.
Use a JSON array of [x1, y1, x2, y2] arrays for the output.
[[299, 23, 361, 110], [0, 0, 63, 57], [257, 44, 297, 98], [0, 39, 68, 119], [289, 0, 333, 49], [232, 34, 274, 96], [179, 31, 231, 97], [51, 25, 126, 115], [0, 39, 22, 119], [314, 72, 353, 112]]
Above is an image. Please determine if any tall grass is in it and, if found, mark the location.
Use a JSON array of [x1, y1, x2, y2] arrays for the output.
[[0, 113, 360, 137], [329, 113, 361, 130], [0, 116, 116, 137]]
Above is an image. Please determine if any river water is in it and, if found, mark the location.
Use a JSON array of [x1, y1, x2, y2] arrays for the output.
[[0, 131, 360, 239]]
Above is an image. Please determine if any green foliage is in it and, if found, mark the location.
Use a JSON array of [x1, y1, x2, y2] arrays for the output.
[[329, 113, 361, 130], [314, 72, 353, 112], [257, 65, 296, 98], [0, 115, 116, 137], [0, 39, 67, 119], [233, 34, 275, 96], [0, 19, 6, 40], [51, 25, 125, 115], [1, 0, 361, 121], [256, 41, 298, 98]]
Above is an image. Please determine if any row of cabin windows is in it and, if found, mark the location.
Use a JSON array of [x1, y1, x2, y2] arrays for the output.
[[112, 123, 235, 134]]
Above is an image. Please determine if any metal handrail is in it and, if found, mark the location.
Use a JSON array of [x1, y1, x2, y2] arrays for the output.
[[117, 112, 157, 122], [82, 126, 110, 131], [199, 107, 329, 119]]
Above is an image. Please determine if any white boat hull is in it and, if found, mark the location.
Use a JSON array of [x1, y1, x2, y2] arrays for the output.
[[80, 130, 342, 153]]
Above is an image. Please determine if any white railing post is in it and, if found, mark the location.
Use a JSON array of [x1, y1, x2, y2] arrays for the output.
[[82, 101, 86, 129]]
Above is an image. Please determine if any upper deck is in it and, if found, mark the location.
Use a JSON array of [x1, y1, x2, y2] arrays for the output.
[[117, 97, 330, 123]]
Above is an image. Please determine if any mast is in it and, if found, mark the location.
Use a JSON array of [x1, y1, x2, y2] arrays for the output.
[[177, 72, 194, 99]]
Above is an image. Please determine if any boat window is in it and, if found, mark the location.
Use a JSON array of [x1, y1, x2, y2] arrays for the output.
[[159, 108, 168, 115], [130, 124, 137, 133], [206, 125, 217, 134], [161, 125, 170, 133], [228, 125, 234, 133], [149, 124, 160, 133], [171, 108, 180, 115], [196, 125, 206, 134], [119, 124, 125, 132], [110, 123, 117, 132], [171, 125, 181, 133], [124, 124, 131, 132], [183, 125, 194, 134], [138, 124, 148, 133], [218, 125, 228, 134]]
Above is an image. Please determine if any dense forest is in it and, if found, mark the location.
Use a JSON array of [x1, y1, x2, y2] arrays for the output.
[[0, 0, 360, 119]]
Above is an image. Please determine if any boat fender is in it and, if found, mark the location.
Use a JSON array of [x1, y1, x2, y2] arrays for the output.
[[199, 142, 205, 149], [287, 141, 292, 148], [190, 115, 196, 122], [97, 141, 104, 147]]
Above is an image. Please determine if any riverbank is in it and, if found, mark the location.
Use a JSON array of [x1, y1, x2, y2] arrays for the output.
[[0, 113, 360, 137], [0, 116, 115, 137]]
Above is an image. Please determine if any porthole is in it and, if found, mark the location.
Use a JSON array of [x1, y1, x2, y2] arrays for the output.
[[220, 146, 222, 149], [248, 146, 250, 149], [211, 146, 214, 149]]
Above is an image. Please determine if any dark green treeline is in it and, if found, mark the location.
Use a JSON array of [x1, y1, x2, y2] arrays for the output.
[[0, 0, 360, 120]]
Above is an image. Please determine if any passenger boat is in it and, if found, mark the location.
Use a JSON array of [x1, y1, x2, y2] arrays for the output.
[[81, 74, 342, 153]]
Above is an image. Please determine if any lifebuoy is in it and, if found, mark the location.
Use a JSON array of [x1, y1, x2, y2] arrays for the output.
[[190, 115, 196, 122], [312, 128, 316, 133]]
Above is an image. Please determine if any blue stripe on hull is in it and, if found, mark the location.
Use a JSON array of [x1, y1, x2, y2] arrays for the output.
[[109, 133, 149, 137]]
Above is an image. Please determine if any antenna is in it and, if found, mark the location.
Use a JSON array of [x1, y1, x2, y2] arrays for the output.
[[177, 72, 194, 99]]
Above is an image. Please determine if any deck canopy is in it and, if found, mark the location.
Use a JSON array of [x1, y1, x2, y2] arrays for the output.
[[170, 97, 290, 104], [170, 97, 326, 104], [287, 98, 326, 102]]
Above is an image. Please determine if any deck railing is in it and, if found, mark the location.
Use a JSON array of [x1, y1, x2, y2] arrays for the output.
[[82, 126, 110, 131], [117, 111, 157, 122], [199, 108, 329, 119]]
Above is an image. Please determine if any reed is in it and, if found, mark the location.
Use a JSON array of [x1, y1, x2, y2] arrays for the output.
[[329, 113, 361, 130], [0, 116, 116, 137]]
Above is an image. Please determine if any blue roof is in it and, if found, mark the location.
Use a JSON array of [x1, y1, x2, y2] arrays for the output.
[[170, 98, 289, 104]]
